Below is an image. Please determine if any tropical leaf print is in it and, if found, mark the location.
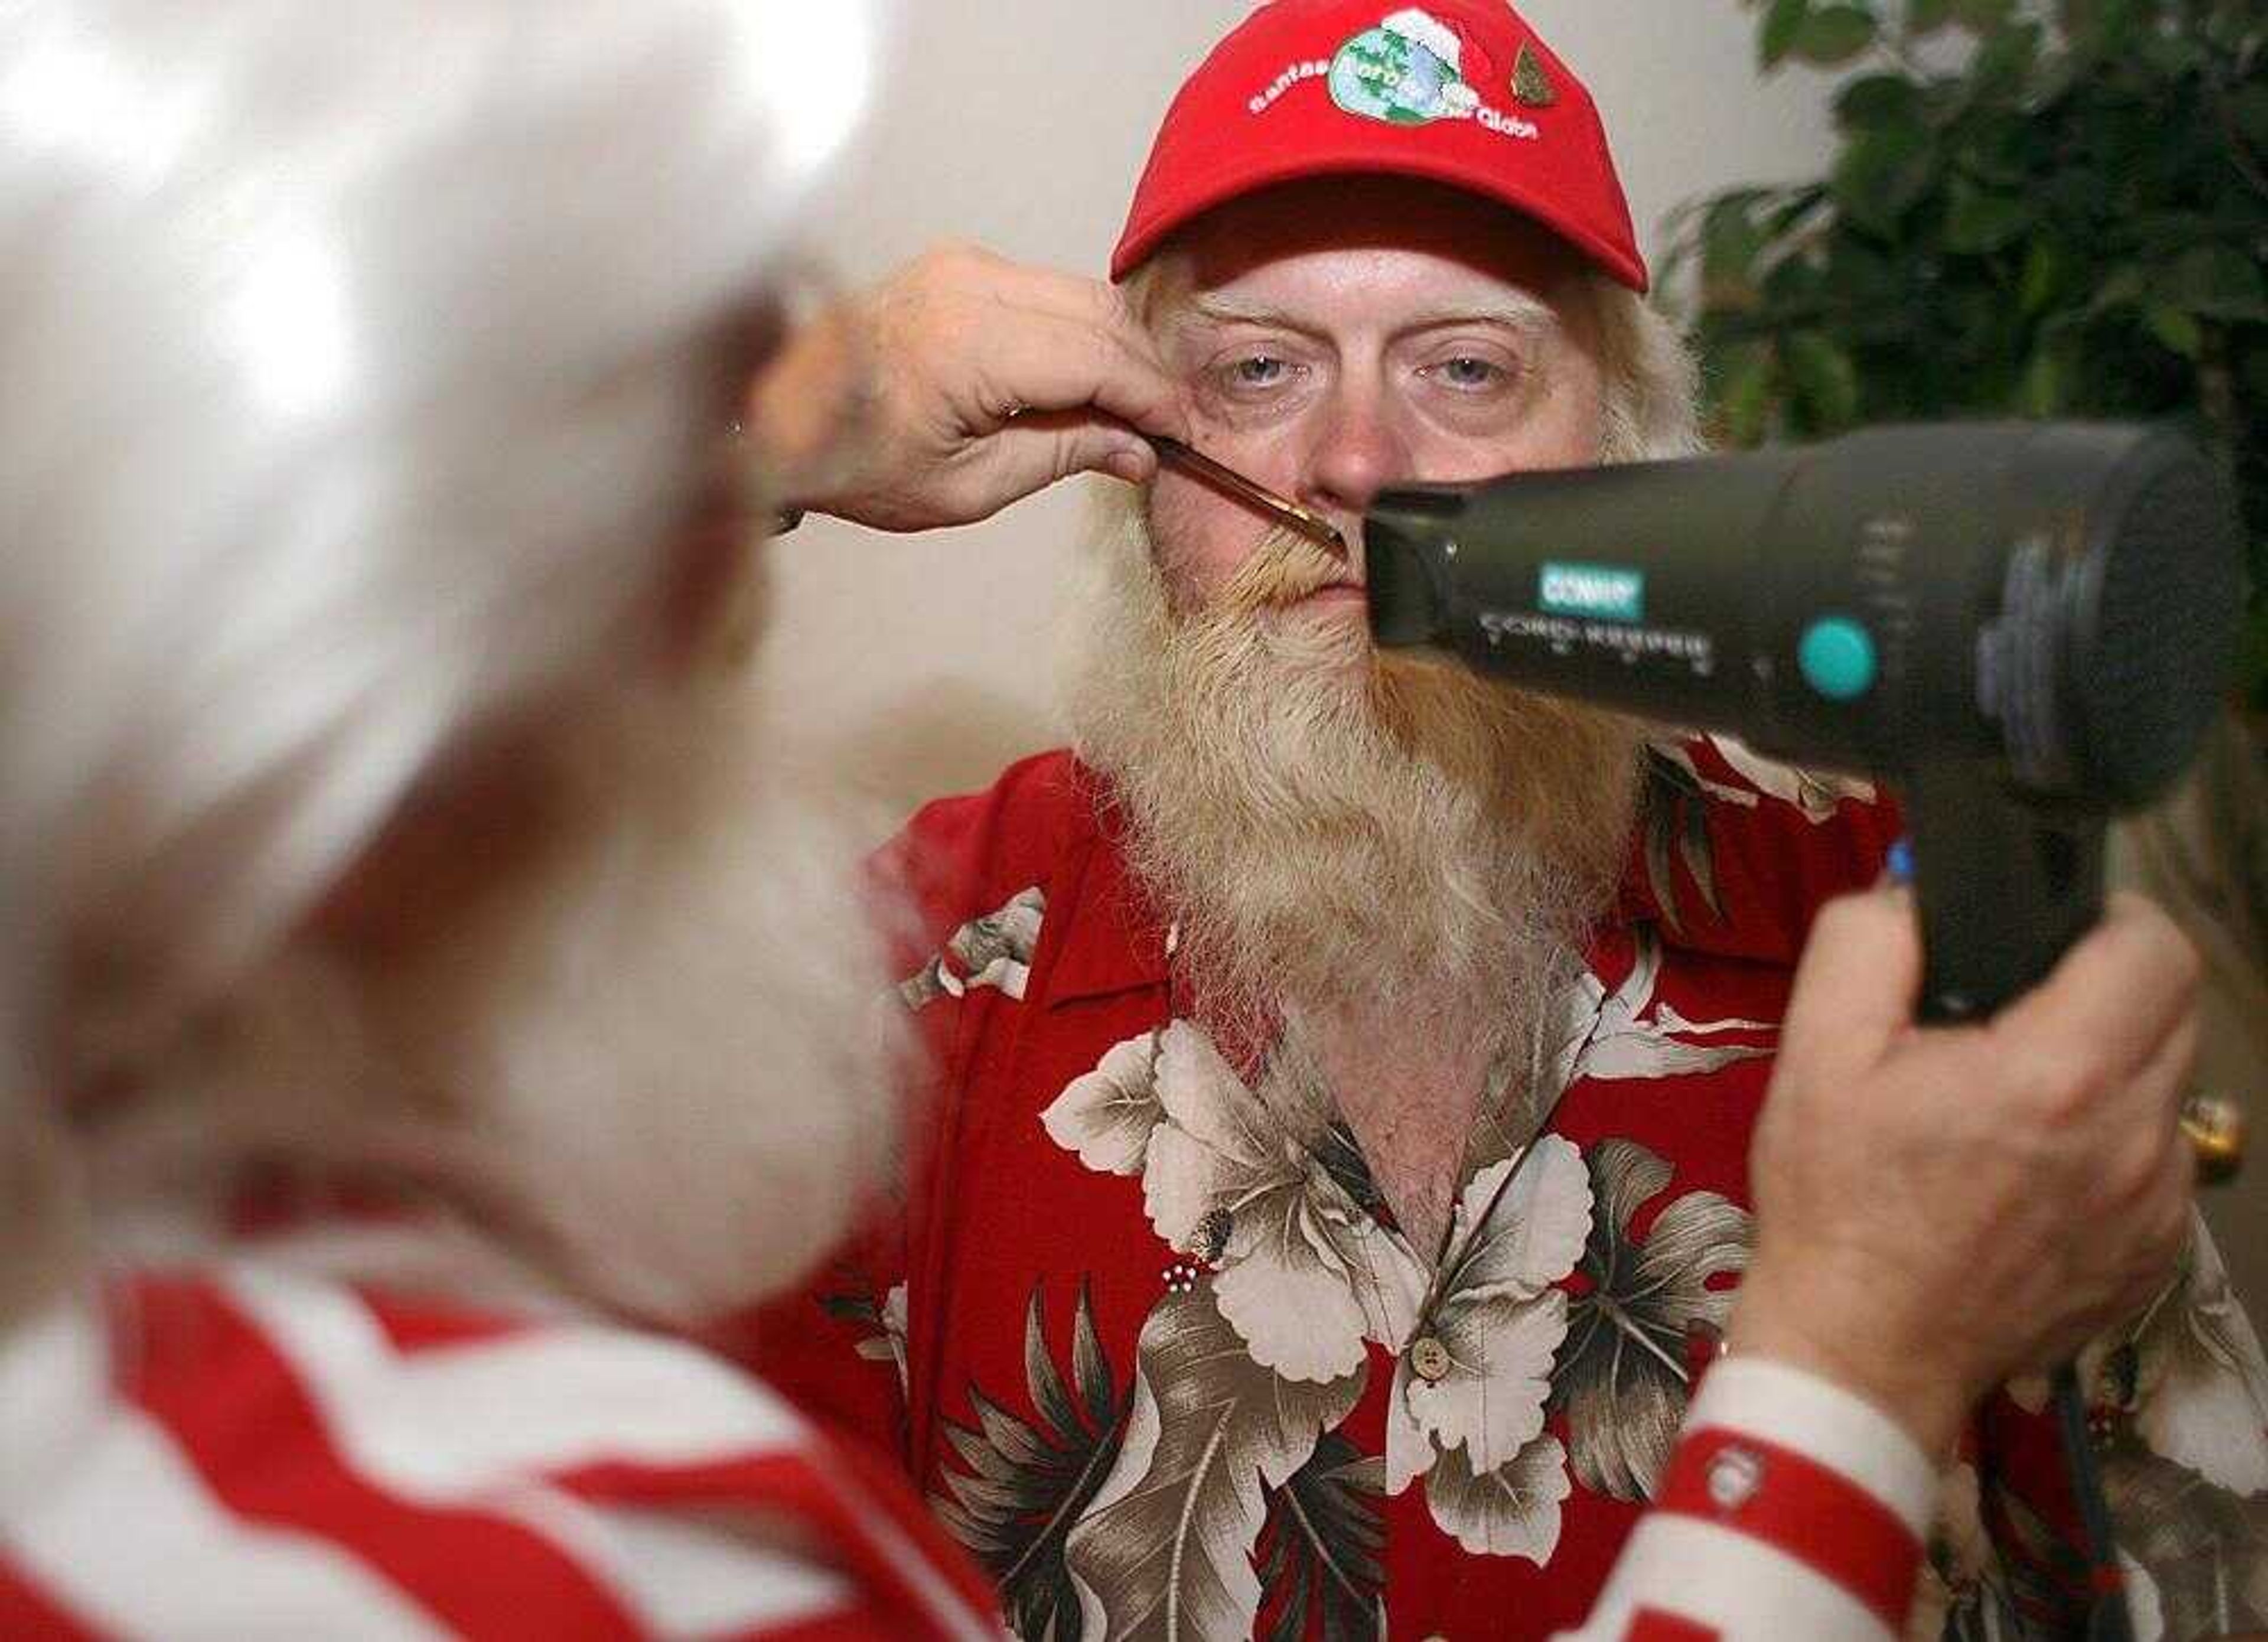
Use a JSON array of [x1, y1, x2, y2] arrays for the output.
[[1257, 1433, 1386, 1642], [1042, 1029, 1166, 1178], [1392, 1142, 1592, 1490], [901, 885, 1047, 1008], [1542, 931, 1776, 1096], [1640, 747, 1725, 936], [1549, 1139, 1751, 1503], [1130, 1022, 1426, 1387], [2102, 1433, 2268, 1641], [1909, 1464, 2028, 1642], [2117, 1217, 2268, 1497], [1062, 1282, 1366, 1642], [1416, 1429, 1573, 1562], [1706, 732, 1876, 819], [1381, 1138, 1591, 1568], [1315, 1120, 1386, 1222], [933, 1280, 1130, 1642]]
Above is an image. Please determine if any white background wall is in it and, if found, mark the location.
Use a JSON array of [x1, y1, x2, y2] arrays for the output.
[[764, 1, 1846, 825]]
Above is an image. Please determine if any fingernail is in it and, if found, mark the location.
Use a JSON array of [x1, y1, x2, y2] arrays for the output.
[[1884, 836, 1915, 887], [1104, 448, 1152, 484]]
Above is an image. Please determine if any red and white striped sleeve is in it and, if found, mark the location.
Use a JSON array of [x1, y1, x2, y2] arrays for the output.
[[0, 1261, 1006, 1641], [1560, 1357, 1939, 1642]]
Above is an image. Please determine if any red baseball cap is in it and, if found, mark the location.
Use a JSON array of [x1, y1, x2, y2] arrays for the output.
[[1111, 1, 1646, 292]]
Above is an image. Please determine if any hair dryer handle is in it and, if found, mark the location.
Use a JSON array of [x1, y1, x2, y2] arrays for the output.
[[1899, 765, 2107, 1022]]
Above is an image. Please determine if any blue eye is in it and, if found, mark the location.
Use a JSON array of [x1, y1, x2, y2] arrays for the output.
[[1433, 356, 1502, 389], [1231, 355, 1291, 387]]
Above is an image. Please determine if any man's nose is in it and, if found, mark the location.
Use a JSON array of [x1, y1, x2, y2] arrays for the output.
[[1302, 389, 1412, 527]]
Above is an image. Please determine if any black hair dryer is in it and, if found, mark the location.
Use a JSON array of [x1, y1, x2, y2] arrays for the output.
[[1366, 421, 2244, 1641], [1364, 421, 2244, 1022]]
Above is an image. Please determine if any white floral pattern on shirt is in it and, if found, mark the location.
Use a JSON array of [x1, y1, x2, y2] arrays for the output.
[[1027, 935, 1773, 1636]]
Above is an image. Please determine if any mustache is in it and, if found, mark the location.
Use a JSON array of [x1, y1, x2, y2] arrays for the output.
[[1213, 527, 1356, 615]]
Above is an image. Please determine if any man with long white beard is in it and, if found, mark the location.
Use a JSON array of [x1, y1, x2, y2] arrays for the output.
[[751, 2, 2268, 1638]]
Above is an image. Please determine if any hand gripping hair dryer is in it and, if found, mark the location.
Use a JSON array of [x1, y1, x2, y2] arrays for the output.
[[1364, 421, 2244, 1022]]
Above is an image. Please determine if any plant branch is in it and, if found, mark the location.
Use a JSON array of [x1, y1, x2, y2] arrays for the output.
[[2203, 68, 2268, 205]]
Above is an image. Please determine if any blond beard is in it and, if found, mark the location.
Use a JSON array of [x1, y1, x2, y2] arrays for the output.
[[81, 664, 901, 1328], [1066, 497, 1641, 1060]]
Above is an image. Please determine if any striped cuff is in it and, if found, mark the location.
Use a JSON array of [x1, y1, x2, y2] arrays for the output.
[[1578, 1358, 1936, 1641], [1680, 1357, 1938, 1542]]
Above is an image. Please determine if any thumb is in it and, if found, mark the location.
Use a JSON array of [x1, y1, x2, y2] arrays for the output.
[[1783, 884, 1927, 1074], [1052, 418, 1156, 485], [986, 415, 1154, 495]]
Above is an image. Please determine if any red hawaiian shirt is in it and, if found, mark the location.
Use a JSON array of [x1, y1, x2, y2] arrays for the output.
[[741, 737, 2268, 1642]]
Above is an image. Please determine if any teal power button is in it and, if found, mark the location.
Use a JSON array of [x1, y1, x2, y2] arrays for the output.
[[1798, 616, 1878, 701]]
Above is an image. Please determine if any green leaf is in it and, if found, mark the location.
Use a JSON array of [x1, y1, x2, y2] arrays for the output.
[[1943, 176, 2034, 253], [2138, 30, 2204, 77], [2167, 246, 2268, 321], [1968, 18, 2043, 94], [1700, 194, 1770, 305], [2233, 83, 2268, 151], [1946, 0, 2014, 28], [2065, 0, 2150, 53], [1907, 0, 1955, 32], [2088, 265, 2149, 315], [1786, 331, 1863, 427], [2020, 338, 2073, 415], [1760, 0, 1813, 67], [1716, 340, 1779, 448], [2145, 303, 2204, 359], [1832, 119, 1937, 231], [2019, 237, 2070, 317], [1960, 111, 2038, 187], [1793, 4, 1880, 64], [1834, 72, 1925, 133]]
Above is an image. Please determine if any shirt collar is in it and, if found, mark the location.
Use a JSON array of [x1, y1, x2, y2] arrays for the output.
[[1037, 767, 1172, 1006]]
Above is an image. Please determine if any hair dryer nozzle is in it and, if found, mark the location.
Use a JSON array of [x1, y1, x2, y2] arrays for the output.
[[1363, 490, 1464, 650]]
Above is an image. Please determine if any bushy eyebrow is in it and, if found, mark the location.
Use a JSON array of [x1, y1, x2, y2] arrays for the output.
[[1169, 293, 1324, 339], [1394, 293, 1561, 337], [1169, 288, 1562, 341]]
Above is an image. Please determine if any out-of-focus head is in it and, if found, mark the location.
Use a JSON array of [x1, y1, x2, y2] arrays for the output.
[[0, 0, 891, 1322], [1067, 1, 1697, 1041]]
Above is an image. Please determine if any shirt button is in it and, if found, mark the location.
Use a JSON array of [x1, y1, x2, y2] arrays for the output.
[[1707, 1445, 1765, 1510], [1409, 1335, 1453, 1383]]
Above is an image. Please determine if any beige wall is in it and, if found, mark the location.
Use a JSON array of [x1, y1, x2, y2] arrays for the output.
[[762, 1, 1845, 826]]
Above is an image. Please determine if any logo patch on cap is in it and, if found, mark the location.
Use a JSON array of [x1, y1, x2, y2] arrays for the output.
[[1329, 8, 1481, 125], [1512, 43, 1557, 108]]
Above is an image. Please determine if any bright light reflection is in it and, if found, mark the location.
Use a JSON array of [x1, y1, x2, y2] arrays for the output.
[[227, 231, 354, 429], [729, 0, 884, 197], [0, 17, 192, 180]]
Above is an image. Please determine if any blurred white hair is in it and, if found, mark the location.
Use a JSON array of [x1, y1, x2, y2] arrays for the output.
[[1585, 276, 1706, 465], [0, 0, 887, 1320]]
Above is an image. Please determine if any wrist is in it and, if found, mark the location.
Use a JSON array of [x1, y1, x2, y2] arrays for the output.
[[1728, 1258, 1974, 1457]]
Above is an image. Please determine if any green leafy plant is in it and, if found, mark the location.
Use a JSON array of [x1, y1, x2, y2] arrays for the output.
[[1665, 0, 2268, 707]]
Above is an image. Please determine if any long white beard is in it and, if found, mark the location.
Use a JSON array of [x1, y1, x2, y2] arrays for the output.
[[84, 670, 901, 1327], [1065, 497, 1642, 1055]]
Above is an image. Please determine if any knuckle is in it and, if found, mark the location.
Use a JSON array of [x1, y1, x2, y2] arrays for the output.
[[2018, 1047, 2111, 1119], [1809, 891, 1878, 946], [913, 241, 985, 295], [2160, 926, 2204, 999], [2103, 1129, 2168, 1210], [2111, 892, 2202, 994]]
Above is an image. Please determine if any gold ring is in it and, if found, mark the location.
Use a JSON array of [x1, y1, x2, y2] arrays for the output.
[[2181, 1092, 2246, 1188]]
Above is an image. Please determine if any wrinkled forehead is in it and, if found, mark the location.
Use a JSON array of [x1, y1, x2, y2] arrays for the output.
[[1130, 175, 1592, 333]]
